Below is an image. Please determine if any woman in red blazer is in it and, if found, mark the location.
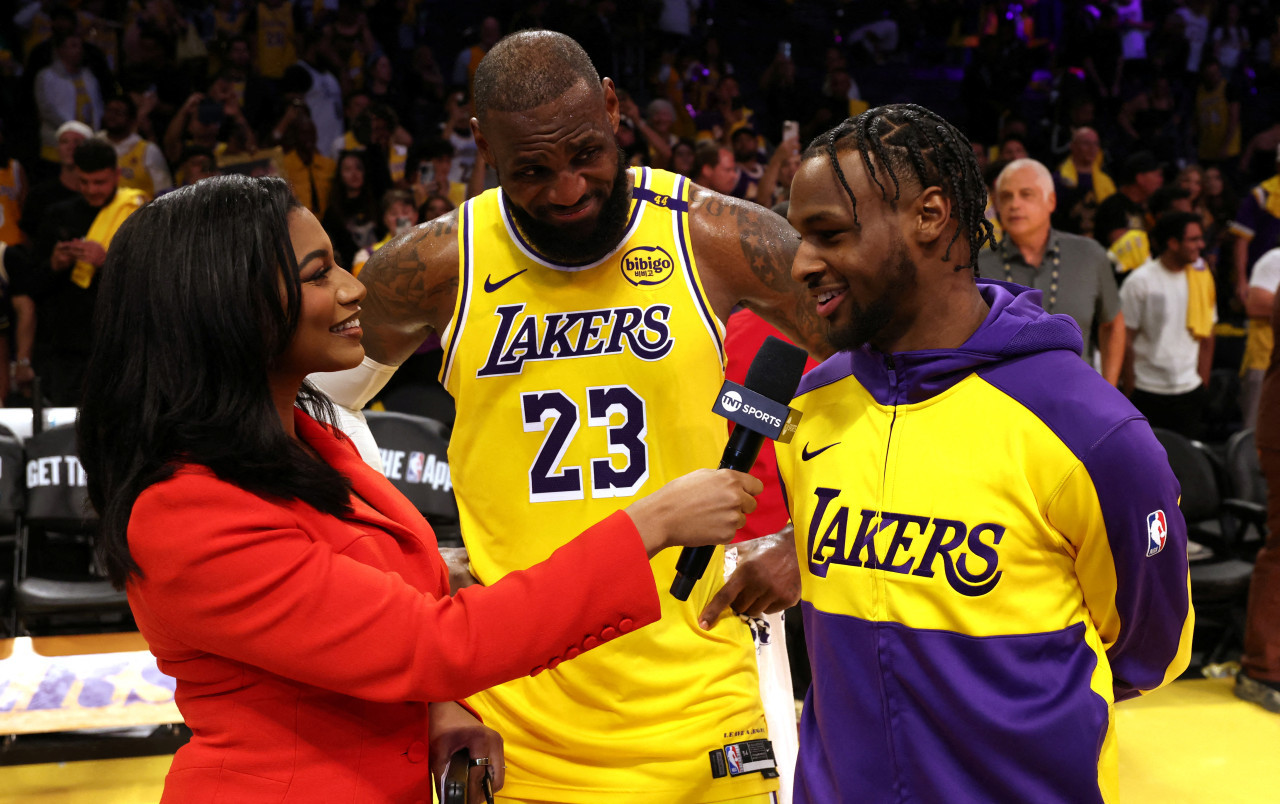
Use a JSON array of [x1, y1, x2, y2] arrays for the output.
[[76, 175, 760, 803]]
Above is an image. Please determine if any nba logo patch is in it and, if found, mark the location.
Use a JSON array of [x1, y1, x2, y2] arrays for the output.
[[725, 744, 743, 776], [1146, 510, 1168, 557], [406, 451, 426, 483]]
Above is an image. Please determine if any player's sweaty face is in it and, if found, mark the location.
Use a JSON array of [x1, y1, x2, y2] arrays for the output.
[[479, 82, 623, 235]]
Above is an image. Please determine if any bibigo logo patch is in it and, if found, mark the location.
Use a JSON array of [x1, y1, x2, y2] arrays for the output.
[[620, 245, 675, 287]]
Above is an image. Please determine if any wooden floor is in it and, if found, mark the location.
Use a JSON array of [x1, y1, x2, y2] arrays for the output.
[[1, 677, 1277, 803]]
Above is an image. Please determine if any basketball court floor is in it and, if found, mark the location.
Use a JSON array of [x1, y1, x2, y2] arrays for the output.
[[2, 634, 1278, 802]]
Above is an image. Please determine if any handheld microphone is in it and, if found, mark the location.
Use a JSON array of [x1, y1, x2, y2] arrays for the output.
[[670, 335, 809, 601]]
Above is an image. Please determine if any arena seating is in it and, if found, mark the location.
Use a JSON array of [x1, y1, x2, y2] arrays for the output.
[[364, 410, 461, 547], [7, 416, 130, 637], [1153, 428, 1260, 668]]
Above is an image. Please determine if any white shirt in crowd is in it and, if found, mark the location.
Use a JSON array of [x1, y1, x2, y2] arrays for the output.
[[1213, 25, 1250, 73], [1249, 247, 1280, 297], [301, 60, 344, 160], [1120, 258, 1216, 395], [1176, 6, 1211, 73]]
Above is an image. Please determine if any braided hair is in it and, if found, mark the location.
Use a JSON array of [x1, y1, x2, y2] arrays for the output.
[[804, 104, 994, 274]]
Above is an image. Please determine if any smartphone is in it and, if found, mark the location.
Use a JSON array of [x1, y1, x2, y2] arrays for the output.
[[782, 120, 800, 143], [440, 747, 469, 804]]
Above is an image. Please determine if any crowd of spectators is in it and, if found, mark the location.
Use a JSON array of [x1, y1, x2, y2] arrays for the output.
[[0, 0, 1279, 429]]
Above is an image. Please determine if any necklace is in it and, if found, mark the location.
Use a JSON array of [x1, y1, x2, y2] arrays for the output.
[[1004, 241, 1061, 313]]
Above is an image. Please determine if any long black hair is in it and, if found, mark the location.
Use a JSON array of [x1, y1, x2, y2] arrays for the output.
[[78, 175, 353, 588], [804, 103, 994, 274]]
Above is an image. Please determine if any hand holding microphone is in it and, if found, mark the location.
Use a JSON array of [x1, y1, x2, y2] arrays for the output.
[[671, 336, 809, 601], [627, 468, 763, 558]]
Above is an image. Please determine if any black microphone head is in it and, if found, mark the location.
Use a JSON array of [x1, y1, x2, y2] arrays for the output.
[[743, 335, 808, 404]]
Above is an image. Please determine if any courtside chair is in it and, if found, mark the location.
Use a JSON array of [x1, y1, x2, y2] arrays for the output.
[[364, 411, 462, 548], [1223, 428, 1269, 556], [1152, 427, 1258, 667], [13, 423, 130, 635], [0, 422, 23, 637]]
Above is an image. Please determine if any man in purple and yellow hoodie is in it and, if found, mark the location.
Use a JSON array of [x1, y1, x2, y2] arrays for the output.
[[779, 105, 1193, 804]]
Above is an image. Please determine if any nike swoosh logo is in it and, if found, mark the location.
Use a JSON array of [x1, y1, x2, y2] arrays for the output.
[[484, 268, 528, 293], [801, 442, 840, 461]]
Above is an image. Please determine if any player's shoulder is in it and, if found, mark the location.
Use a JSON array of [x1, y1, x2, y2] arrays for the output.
[[379, 208, 461, 271], [357, 208, 462, 336], [686, 182, 794, 256], [980, 349, 1145, 463], [688, 182, 786, 224]]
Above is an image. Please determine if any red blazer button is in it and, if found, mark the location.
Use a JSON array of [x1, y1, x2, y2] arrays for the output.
[[407, 741, 429, 763], [619, 618, 635, 633], [582, 636, 600, 650], [601, 627, 618, 641], [548, 657, 562, 670], [531, 665, 545, 676], [565, 647, 581, 660]]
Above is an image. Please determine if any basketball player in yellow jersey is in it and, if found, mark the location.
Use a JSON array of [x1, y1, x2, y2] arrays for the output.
[[312, 31, 826, 803]]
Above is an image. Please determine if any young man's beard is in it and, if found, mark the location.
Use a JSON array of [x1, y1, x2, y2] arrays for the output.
[[505, 150, 633, 265], [828, 234, 919, 354]]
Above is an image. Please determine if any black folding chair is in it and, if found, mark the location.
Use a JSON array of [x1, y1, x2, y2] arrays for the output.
[[1152, 427, 1258, 666], [0, 422, 24, 637], [365, 411, 461, 547], [14, 423, 130, 635]]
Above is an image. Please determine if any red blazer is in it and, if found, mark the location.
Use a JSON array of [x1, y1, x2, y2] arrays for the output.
[[126, 410, 661, 803]]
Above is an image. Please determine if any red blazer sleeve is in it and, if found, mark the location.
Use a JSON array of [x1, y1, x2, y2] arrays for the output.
[[127, 472, 661, 703]]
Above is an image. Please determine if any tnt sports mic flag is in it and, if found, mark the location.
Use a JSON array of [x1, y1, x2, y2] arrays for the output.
[[671, 336, 808, 601], [711, 380, 803, 443]]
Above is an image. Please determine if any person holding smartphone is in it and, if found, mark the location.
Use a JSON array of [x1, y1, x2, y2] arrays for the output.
[[23, 138, 146, 405], [76, 174, 762, 804]]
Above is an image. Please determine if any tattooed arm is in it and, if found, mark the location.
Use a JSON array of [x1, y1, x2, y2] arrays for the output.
[[688, 186, 831, 360], [357, 211, 461, 366]]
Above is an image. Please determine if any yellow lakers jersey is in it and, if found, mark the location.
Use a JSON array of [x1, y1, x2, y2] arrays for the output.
[[442, 168, 774, 802], [255, 2, 296, 79], [116, 139, 154, 197], [0, 159, 23, 246]]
